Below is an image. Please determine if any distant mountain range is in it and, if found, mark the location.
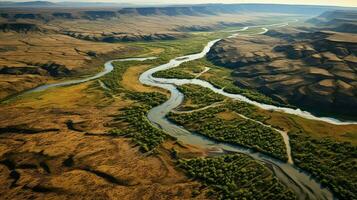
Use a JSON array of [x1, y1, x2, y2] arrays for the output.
[[307, 10, 357, 33], [1, 1, 357, 21], [0, 1, 356, 10], [0, 1, 134, 7]]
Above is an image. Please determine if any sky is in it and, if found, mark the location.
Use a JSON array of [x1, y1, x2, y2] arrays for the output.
[[6, 0, 357, 7]]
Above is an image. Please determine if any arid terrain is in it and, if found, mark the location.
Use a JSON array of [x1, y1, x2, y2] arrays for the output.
[[0, 82, 211, 199], [207, 11, 357, 117], [0, 6, 284, 100], [0, 2, 356, 200]]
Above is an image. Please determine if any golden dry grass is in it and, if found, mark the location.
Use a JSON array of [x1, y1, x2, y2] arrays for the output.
[[48, 13, 268, 35], [0, 78, 210, 200], [0, 31, 138, 100], [217, 111, 239, 121], [0, 32, 126, 71], [10, 82, 116, 109], [121, 65, 170, 96], [261, 109, 357, 145]]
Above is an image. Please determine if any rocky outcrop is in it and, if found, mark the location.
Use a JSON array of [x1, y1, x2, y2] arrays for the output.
[[65, 32, 187, 42], [207, 38, 279, 68], [334, 23, 357, 34], [0, 23, 40, 33], [118, 6, 212, 16], [13, 13, 42, 19], [0, 63, 70, 77], [40, 63, 71, 77], [174, 25, 214, 32], [83, 11, 117, 20], [265, 30, 295, 42], [0, 13, 9, 18], [117, 4, 336, 16], [0, 66, 47, 76], [274, 44, 317, 59], [52, 12, 74, 19]]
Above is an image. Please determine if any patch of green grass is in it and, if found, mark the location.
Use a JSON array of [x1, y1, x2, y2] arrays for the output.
[[179, 154, 296, 200]]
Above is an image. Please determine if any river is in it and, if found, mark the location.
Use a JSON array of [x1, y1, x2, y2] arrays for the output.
[[139, 25, 340, 199], [8, 23, 351, 199]]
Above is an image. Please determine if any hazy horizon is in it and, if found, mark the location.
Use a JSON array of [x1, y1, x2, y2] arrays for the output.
[[5, 0, 357, 7]]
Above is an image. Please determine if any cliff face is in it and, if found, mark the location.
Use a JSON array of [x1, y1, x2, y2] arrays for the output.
[[0, 23, 40, 33], [64, 32, 187, 43], [207, 31, 357, 117]]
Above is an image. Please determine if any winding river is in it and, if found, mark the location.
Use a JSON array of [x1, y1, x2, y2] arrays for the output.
[[9, 23, 355, 199], [139, 30, 336, 199]]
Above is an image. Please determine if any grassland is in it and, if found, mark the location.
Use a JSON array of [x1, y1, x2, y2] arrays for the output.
[[0, 81, 207, 199]]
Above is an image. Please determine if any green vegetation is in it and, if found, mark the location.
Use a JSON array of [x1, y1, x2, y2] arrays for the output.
[[126, 91, 166, 107], [153, 68, 195, 79], [225, 100, 269, 122], [223, 86, 286, 107], [99, 31, 241, 152], [290, 131, 357, 200], [169, 84, 286, 160], [102, 59, 160, 92], [133, 32, 230, 64], [168, 107, 287, 161], [112, 105, 167, 152], [99, 32, 229, 152], [153, 58, 286, 106], [176, 83, 269, 121], [179, 154, 296, 200], [100, 57, 168, 152], [98, 32, 231, 151], [177, 84, 225, 110], [152, 58, 211, 79], [102, 31, 230, 90], [152, 61, 205, 79]]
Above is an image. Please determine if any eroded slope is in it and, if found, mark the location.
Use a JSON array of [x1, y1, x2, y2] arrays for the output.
[[207, 30, 357, 117]]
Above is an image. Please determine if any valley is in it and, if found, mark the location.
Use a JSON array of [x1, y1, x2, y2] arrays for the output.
[[0, 2, 356, 200]]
